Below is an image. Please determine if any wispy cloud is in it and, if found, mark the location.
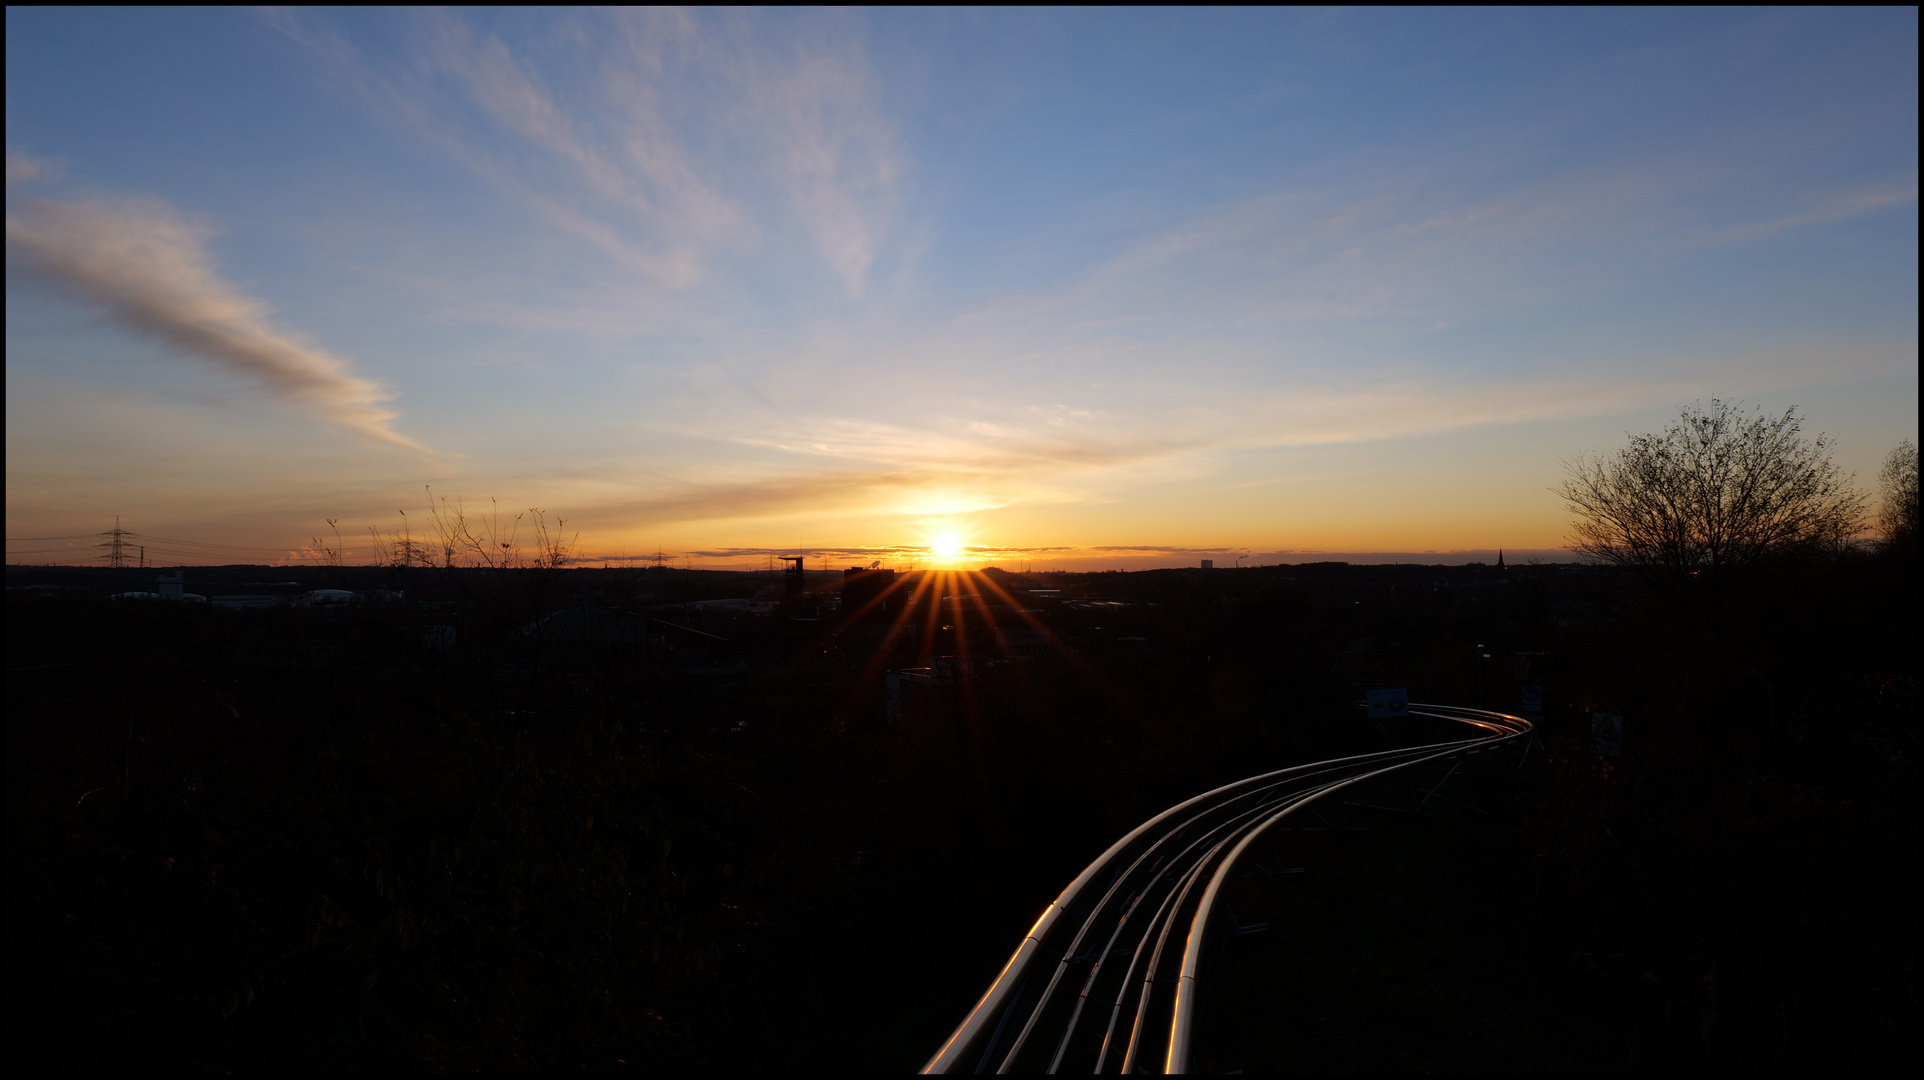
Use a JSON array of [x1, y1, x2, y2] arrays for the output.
[[5, 150, 59, 186], [266, 7, 902, 297], [680, 544, 933, 560], [733, 410, 1179, 472], [573, 420, 1184, 528], [748, 27, 902, 296], [599, 467, 1015, 526], [1706, 176, 1919, 244], [612, 406, 1211, 526], [643, 335, 1913, 530], [6, 196, 422, 447], [600, 543, 1579, 570]]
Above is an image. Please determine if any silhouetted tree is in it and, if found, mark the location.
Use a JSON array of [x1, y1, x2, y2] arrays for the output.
[[1877, 438, 1918, 552], [1556, 399, 1864, 585]]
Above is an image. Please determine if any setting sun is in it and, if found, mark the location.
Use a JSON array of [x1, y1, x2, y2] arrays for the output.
[[931, 533, 963, 559]]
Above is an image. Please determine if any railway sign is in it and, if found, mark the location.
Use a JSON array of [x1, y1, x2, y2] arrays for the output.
[[1590, 712, 1623, 756], [1366, 688, 1409, 719]]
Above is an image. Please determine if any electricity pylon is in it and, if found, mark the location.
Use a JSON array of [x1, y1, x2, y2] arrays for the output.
[[98, 517, 135, 568]]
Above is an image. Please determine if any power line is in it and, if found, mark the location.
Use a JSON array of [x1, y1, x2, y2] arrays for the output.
[[99, 519, 133, 568], [135, 547, 280, 560], [118, 532, 294, 552], [8, 522, 319, 566], [9, 530, 302, 558], [8, 532, 295, 553]]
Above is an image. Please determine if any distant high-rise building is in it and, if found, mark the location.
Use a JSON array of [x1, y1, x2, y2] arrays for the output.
[[1200, 559, 1214, 570]]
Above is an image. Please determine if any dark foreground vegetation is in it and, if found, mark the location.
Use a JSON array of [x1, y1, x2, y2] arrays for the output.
[[6, 544, 1915, 1071]]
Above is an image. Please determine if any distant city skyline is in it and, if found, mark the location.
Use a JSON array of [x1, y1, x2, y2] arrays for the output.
[[7, 8, 1917, 569]]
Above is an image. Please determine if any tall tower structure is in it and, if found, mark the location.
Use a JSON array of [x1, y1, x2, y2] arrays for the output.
[[98, 518, 134, 568]]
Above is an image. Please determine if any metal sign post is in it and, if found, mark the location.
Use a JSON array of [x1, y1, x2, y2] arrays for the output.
[[1365, 688, 1409, 719]]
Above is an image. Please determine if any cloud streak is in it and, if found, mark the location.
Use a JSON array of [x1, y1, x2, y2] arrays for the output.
[[593, 409, 1209, 528], [6, 196, 421, 447], [750, 27, 902, 296], [600, 467, 1018, 526], [6, 150, 59, 186], [590, 543, 1580, 570], [1706, 176, 1918, 244], [267, 7, 902, 297]]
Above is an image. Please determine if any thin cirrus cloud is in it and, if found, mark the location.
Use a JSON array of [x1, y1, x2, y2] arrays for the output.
[[661, 336, 1915, 533], [598, 469, 950, 527], [585, 126, 1918, 534], [1703, 175, 1920, 245], [665, 412, 1201, 519], [600, 466, 1063, 528], [970, 163, 1916, 344], [581, 417, 1182, 528], [265, 6, 902, 297], [6, 150, 58, 186], [5, 192, 422, 448]]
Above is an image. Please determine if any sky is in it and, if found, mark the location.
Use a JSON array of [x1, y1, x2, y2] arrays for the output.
[[5, 7, 1917, 570]]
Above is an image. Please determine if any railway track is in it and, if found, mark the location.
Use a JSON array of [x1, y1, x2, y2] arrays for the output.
[[922, 704, 1533, 1074]]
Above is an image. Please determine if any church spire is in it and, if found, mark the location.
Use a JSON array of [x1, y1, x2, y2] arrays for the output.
[[1497, 549, 1506, 570]]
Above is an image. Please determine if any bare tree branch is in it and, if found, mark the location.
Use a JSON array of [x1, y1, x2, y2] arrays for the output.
[[1878, 438, 1919, 550], [1556, 399, 1866, 585]]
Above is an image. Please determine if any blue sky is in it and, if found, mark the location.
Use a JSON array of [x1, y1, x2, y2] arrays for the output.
[[6, 7, 1916, 567]]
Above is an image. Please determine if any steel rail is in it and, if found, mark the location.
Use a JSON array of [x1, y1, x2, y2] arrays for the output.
[[1111, 772, 1383, 1075], [1163, 706, 1529, 1071], [1126, 771, 1419, 1074], [1001, 751, 1447, 1073], [1041, 773, 1359, 1074], [1040, 773, 1362, 1073], [922, 703, 1532, 1075], [923, 738, 1474, 1073]]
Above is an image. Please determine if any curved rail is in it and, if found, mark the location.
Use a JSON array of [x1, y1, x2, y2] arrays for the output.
[[922, 703, 1532, 1074]]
